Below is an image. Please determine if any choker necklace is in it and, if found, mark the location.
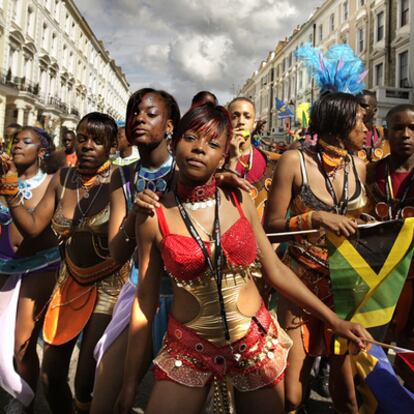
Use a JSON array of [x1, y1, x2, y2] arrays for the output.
[[318, 139, 348, 177], [18, 169, 47, 200], [74, 160, 111, 198], [176, 178, 217, 210], [135, 155, 174, 193]]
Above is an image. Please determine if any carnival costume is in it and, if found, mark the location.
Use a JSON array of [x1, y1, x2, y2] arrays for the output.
[[0, 170, 60, 405], [152, 180, 292, 411], [282, 144, 368, 355], [284, 44, 370, 355], [42, 162, 129, 347], [94, 156, 175, 367]]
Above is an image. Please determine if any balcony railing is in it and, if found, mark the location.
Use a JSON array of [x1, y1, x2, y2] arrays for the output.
[[0, 72, 39, 95]]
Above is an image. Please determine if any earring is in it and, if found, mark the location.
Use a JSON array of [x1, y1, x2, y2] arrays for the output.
[[166, 132, 172, 140]]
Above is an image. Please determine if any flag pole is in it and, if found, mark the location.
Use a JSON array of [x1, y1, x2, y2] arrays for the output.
[[364, 338, 413, 354], [265, 222, 387, 239]]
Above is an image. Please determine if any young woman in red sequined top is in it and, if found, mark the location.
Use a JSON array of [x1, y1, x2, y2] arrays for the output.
[[116, 103, 371, 414]]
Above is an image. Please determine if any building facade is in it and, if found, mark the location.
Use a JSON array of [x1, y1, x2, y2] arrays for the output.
[[0, 0, 130, 142], [239, 0, 413, 134]]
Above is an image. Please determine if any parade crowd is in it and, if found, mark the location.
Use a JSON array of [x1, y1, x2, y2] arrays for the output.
[[0, 45, 414, 414]]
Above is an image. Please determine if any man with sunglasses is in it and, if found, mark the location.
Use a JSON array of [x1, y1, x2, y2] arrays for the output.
[[367, 103, 414, 347]]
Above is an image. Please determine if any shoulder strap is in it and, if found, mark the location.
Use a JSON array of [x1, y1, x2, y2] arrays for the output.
[[155, 206, 170, 237], [231, 192, 245, 218], [60, 168, 71, 200], [298, 150, 309, 186]]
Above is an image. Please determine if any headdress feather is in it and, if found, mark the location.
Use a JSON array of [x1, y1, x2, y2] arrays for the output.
[[296, 43, 367, 95]]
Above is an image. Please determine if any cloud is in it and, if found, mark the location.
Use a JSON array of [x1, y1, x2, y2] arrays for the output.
[[75, 0, 322, 110]]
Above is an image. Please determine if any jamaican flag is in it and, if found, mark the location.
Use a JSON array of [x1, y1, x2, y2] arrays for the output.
[[327, 219, 414, 346]]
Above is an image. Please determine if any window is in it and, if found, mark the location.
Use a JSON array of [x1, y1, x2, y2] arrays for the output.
[[399, 51, 409, 88], [358, 28, 364, 53], [342, 33, 348, 44], [330, 13, 335, 32], [299, 70, 303, 90], [54, 0, 59, 20], [52, 33, 57, 56], [308, 33, 313, 44], [343, 1, 349, 21], [11, 0, 21, 24], [288, 52, 292, 68], [377, 11, 384, 42], [374, 62, 383, 86], [27, 6, 35, 38], [42, 23, 49, 49], [318, 24, 323, 42], [401, 0, 409, 27]]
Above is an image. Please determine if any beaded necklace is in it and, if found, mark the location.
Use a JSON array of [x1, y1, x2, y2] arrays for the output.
[[18, 169, 47, 200], [134, 156, 175, 193]]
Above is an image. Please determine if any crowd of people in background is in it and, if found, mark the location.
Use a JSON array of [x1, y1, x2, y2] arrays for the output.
[[0, 82, 413, 414]]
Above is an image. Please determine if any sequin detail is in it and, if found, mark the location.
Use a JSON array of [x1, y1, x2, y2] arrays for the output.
[[153, 304, 292, 391]]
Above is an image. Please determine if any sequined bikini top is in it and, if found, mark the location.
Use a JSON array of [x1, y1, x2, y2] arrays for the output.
[[291, 149, 368, 216], [156, 193, 257, 284], [51, 169, 110, 238]]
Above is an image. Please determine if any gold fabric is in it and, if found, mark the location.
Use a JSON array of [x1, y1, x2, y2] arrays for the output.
[[175, 263, 262, 346], [51, 203, 110, 238], [55, 261, 129, 316]]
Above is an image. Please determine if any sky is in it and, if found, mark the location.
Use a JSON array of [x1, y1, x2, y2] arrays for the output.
[[76, 0, 323, 110]]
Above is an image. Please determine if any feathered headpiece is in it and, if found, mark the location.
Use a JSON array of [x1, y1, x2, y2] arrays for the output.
[[296, 43, 367, 95]]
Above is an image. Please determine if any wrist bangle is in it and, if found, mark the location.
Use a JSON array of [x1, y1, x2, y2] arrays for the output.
[[120, 218, 135, 243], [288, 211, 313, 231]]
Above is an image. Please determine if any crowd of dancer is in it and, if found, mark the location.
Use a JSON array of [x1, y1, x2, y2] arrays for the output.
[[1, 68, 414, 414]]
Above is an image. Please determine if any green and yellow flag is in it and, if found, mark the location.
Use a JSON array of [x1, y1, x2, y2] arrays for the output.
[[327, 219, 414, 340]]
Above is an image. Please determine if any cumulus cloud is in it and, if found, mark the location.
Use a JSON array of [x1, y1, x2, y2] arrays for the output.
[[75, 0, 322, 109]]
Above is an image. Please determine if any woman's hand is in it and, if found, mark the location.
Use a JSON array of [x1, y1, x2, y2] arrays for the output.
[[133, 189, 161, 215], [114, 384, 137, 414], [0, 152, 16, 176], [215, 171, 254, 193], [312, 211, 358, 237], [329, 317, 373, 351]]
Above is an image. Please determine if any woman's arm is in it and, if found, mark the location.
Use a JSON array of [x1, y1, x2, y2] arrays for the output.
[[115, 213, 162, 414], [264, 150, 358, 239], [108, 167, 137, 264], [8, 170, 59, 238], [244, 191, 371, 345]]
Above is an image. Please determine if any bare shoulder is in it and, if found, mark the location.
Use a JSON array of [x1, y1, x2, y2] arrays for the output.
[[278, 149, 301, 164]]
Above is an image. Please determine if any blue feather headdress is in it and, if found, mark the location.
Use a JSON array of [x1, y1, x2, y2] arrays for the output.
[[296, 44, 368, 95]]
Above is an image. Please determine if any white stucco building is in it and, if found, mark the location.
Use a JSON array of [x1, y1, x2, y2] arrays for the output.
[[0, 0, 130, 141], [239, 0, 412, 134]]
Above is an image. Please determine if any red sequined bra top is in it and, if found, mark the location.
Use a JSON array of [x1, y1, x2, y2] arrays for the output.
[[155, 192, 257, 283]]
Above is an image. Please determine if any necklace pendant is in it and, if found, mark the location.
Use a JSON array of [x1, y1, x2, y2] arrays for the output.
[[83, 192, 90, 199]]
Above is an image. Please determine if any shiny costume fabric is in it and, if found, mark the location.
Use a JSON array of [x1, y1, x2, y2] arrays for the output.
[[153, 303, 292, 391], [153, 193, 292, 390]]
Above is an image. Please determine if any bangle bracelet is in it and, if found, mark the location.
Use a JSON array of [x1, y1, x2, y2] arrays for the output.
[[120, 219, 135, 243], [288, 211, 313, 231]]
